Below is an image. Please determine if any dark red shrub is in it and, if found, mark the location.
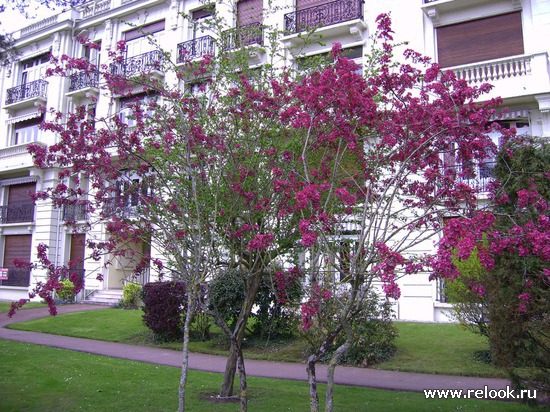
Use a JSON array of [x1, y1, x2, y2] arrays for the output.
[[141, 281, 187, 341]]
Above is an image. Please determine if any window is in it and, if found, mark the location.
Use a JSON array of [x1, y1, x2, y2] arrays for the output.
[[20, 53, 50, 85], [123, 20, 165, 58], [296, 45, 363, 75], [436, 12, 524, 68], [13, 115, 43, 145], [117, 93, 157, 128]]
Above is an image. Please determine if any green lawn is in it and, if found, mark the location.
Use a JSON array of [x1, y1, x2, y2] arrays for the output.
[[0, 339, 536, 412], [0, 300, 46, 312], [5, 307, 505, 378]]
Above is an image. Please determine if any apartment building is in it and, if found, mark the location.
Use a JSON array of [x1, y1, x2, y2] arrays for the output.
[[0, 0, 548, 321]]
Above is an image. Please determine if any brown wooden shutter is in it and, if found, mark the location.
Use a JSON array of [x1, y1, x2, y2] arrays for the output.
[[8, 183, 36, 204], [237, 0, 263, 26], [436, 12, 524, 68], [124, 20, 165, 41], [3, 235, 32, 266], [296, 0, 326, 10], [70, 233, 86, 269]]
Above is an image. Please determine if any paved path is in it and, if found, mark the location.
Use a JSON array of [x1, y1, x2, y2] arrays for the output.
[[0, 304, 512, 394]]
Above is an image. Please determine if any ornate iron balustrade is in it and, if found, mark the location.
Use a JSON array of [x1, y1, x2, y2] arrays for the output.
[[110, 50, 164, 77], [62, 203, 89, 221], [68, 71, 99, 92], [5, 79, 48, 105], [102, 198, 140, 219], [284, 0, 363, 34], [0, 203, 35, 224], [0, 267, 31, 287], [424, 0, 439, 3], [443, 161, 496, 192], [177, 35, 216, 63], [220, 22, 263, 52]]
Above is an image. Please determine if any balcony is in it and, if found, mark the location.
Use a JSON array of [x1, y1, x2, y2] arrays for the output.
[[177, 35, 215, 64], [443, 161, 495, 193], [102, 198, 140, 220], [220, 22, 263, 52], [4, 80, 48, 111], [446, 52, 550, 102], [110, 50, 164, 79], [62, 203, 89, 222], [0, 267, 31, 287], [0, 203, 35, 224], [282, 0, 366, 47], [66, 71, 100, 101], [284, 0, 363, 33]]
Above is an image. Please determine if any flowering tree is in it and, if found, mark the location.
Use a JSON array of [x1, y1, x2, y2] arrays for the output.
[[435, 136, 550, 397], [280, 15, 503, 411]]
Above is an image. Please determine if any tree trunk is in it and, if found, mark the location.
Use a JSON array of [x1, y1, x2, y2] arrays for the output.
[[178, 293, 196, 412], [220, 341, 239, 396], [219, 271, 263, 397], [306, 353, 320, 412], [237, 344, 248, 411], [325, 340, 352, 412]]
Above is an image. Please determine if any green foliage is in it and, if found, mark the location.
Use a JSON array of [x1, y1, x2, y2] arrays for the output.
[[190, 311, 212, 341], [208, 269, 246, 328], [56, 279, 76, 303], [208, 269, 302, 339], [317, 292, 398, 367], [485, 252, 550, 398], [122, 282, 142, 309], [447, 248, 489, 337]]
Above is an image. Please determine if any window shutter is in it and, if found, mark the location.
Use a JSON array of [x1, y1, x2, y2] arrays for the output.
[[436, 12, 524, 68], [237, 0, 263, 26]]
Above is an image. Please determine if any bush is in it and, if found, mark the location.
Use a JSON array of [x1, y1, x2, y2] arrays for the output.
[[323, 292, 398, 367], [208, 269, 302, 339], [122, 282, 142, 309], [141, 281, 187, 341], [56, 279, 76, 303]]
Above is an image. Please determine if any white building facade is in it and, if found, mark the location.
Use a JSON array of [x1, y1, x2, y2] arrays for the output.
[[0, 0, 548, 321]]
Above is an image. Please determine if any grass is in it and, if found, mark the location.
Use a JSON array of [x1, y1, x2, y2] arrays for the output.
[[0, 339, 537, 412], [6, 307, 506, 378], [0, 300, 46, 312], [380, 321, 506, 378]]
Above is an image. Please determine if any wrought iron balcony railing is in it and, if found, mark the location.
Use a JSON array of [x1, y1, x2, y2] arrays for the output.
[[68, 71, 100, 92], [62, 203, 89, 221], [284, 0, 363, 34], [5, 79, 48, 105], [443, 161, 496, 192], [0, 203, 35, 224], [220, 22, 263, 52], [102, 198, 140, 219], [0, 267, 31, 287], [177, 35, 215, 63], [110, 50, 164, 77]]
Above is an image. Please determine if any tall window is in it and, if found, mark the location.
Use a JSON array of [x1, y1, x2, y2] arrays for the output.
[[20, 53, 49, 86], [118, 93, 157, 128], [13, 115, 44, 145]]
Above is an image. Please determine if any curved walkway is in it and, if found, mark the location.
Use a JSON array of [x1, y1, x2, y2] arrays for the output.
[[0, 304, 511, 394]]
